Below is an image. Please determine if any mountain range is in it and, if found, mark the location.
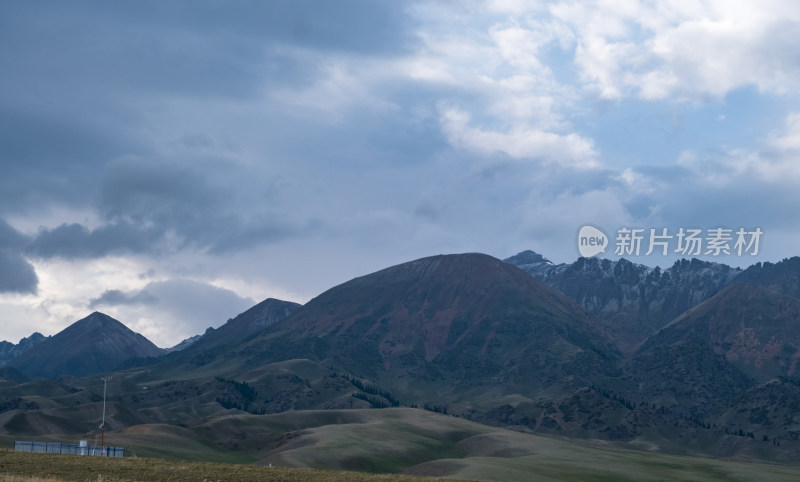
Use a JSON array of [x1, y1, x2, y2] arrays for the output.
[[504, 250, 772, 352], [4, 250, 800, 471]]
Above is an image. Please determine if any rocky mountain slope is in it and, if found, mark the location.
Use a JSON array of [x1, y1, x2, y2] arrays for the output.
[[736, 257, 800, 299], [0, 332, 48, 366], [188, 298, 301, 353], [504, 251, 742, 351]]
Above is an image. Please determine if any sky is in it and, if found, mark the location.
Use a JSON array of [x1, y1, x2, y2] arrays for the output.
[[2, 0, 800, 347]]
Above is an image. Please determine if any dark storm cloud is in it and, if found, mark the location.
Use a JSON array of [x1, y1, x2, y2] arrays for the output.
[[0, 251, 38, 295], [97, 157, 303, 254], [95, 0, 418, 55], [25, 156, 305, 259], [0, 0, 418, 217], [0, 219, 37, 294], [1, 1, 415, 100], [0, 0, 424, 261], [0, 219, 29, 250], [25, 221, 161, 259], [89, 289, 158, 309], [97, 158, 221, 233], [206, 216, 314, 255], [0, 105, 141, 215], [0, 4, 264, 101]]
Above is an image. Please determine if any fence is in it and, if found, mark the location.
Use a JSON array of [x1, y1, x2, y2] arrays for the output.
[[14, 441, 124, 458]]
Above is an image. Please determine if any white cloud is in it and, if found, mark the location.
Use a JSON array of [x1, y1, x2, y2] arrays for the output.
[[756, 112, 800, 180], [0, 256, 150, 341], [671, 112, 800, 183], [439, 106, 598, 167], [768, 112, 800, 152], [489, 22, 550, 72], [404, 55, 458, 84], [401, 4, 594, 169], [615, 167, 658, 194], [0, 254, 261, 347], [674, 149, 758, 186], [118, 279, 255, 347], [549, 0, 800, 101]]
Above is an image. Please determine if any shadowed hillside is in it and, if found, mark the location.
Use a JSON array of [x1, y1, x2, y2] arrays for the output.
[[235, 253, 620, 402], [8, 312, 162, 379]]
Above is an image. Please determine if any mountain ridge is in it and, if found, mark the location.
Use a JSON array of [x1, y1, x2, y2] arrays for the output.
[[505, 250, 743, 351], [0, 332, 48, 366], [8, 312, 163, 379], [188, 298, 302, 353]]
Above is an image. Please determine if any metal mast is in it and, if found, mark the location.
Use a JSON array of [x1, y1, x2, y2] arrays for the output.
[[100, 376, 112, 453]]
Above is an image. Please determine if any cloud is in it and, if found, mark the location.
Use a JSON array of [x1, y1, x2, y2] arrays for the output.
[[0, 218, 30, 250], [141, 279, 254, 320], [96, 157, 229, 249], [587, 112, 800, 241], [25, 156, 306, 259], [88, 279, 253, 325], [91, 279, 256, 347], [0, 219, 37, 294], [0, 0, 418, 220], [0, 250, 38, 295], [26, 222, 162, 259], [1, 1, 417, 99], [759, 112, 800, 180], [0, 105, 127, 216], [548, 0, 800, 101], [88, 289, 158, 309], [668, 112, 800, 186], [439, 106, 598, 167]]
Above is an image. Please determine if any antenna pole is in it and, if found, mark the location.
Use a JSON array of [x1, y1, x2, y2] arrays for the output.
[[100, 376, 112, 454]]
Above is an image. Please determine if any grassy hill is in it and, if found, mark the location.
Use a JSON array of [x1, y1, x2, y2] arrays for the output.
[[5, 408, 800, 481]]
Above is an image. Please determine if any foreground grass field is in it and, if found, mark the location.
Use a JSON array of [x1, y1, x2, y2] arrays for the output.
[[4, 445, 800, 482], [0, 449, 442, 482]]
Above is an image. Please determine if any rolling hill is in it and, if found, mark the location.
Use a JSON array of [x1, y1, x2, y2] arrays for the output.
[[5, 408, 800, 481]]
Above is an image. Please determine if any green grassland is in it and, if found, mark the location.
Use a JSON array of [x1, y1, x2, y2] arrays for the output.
[[0, 449, 441, 482], [4, 408, 800, 481]]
